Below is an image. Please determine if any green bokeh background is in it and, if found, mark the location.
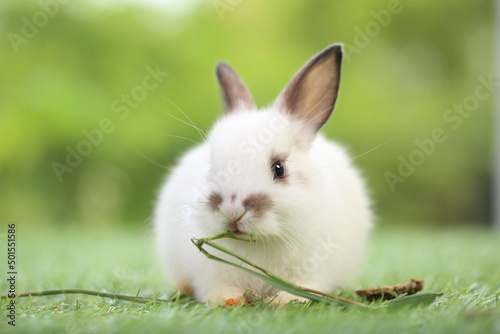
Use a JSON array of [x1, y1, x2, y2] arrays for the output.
[[0, 0, 494, 228]]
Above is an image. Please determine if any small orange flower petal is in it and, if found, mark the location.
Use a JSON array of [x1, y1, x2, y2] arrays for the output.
[[224, 298, 239, 306]]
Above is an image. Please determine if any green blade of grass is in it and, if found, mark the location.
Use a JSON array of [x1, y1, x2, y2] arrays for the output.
[[192, 235, 370, 308], [198, 242, 354, 306], [192, 232, 442, 310], [0, 289, 176, 304]]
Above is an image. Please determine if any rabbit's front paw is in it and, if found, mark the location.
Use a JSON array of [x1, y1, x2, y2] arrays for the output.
[[203, 286, 246, 305]]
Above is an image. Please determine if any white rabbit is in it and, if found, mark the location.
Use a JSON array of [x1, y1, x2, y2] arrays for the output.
[[154, 44, 372, 305]]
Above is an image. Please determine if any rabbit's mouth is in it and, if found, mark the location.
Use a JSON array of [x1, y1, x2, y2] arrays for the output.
[[227, 221, 247, 236], [233, 229, 246, 236]]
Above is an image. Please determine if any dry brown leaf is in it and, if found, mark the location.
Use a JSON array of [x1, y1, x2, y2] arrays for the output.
[[356, 279, 424, 301]]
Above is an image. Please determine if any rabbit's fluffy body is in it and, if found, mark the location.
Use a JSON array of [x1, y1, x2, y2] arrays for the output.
[[154, 45, 372, 304]]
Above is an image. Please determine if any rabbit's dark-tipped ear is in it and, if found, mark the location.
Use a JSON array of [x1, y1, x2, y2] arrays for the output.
[[216, 62, 256, 113], [274, 44, 342, 132]]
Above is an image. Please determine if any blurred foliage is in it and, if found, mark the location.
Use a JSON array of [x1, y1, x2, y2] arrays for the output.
[[0, 0, 494, 228]]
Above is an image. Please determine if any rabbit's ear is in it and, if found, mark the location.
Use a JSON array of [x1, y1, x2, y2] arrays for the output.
[[274, 44, 342, 132], [216, 62, 256, 113]]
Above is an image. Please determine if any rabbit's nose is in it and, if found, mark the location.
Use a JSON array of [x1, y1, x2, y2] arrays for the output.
[[221, 206, 246, 223], [208, 191, 246, 221]]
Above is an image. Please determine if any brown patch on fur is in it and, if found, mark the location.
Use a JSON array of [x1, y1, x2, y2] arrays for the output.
[[243, 193, 274, 218], [208, 192, 223, 211], [231, 193, 237, 202], [175, 279, 194, 296]]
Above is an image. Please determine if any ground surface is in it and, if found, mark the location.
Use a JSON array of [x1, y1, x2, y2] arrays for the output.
[[1, 224, 499, 334]]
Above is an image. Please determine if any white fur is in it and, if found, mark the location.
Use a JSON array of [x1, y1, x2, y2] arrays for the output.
[[154, 108, 372, 303]]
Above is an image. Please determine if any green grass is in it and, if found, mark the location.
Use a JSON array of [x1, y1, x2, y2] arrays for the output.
[[1, 224, 499, 334]]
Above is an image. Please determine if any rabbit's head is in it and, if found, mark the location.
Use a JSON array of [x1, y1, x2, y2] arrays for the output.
[[191, 45, 343, 240]]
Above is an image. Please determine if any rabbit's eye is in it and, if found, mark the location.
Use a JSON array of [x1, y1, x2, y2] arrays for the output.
[[272, 162, 285, 180]]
